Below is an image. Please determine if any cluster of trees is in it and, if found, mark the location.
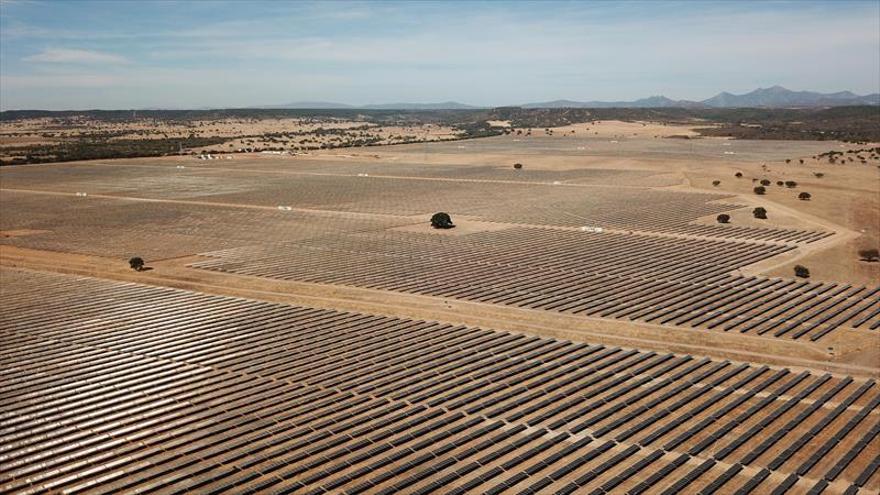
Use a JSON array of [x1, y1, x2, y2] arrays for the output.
[[3, 136, 229, 165]]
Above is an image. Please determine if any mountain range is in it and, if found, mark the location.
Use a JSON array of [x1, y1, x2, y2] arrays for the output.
[[262, 86, 879, 110], [260, 101, 479, 110]]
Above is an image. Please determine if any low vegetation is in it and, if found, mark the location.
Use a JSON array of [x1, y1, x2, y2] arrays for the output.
[[859, 248, 880, 262], [129, 257, 145, 271], [4, 105, 879, 165], [430, 212, 455, 229]]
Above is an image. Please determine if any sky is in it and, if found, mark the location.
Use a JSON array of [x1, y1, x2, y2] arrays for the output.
[[1, 0, 879, 110]]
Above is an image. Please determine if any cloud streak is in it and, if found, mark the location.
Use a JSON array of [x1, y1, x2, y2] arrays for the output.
[[23, 48, 130, 64]]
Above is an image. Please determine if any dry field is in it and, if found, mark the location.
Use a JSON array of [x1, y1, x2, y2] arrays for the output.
[[0, 116, 463, 164], [1, 122, 878, 494]]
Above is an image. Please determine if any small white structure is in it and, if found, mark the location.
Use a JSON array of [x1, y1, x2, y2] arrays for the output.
[[357, 173, 369, 177], [75, 192, 88, 197], [580, 226, 604, 233], [277, 206, 293, 211]]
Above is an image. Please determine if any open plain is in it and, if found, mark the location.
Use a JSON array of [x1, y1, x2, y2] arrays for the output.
[[1, 121, 879, 494]]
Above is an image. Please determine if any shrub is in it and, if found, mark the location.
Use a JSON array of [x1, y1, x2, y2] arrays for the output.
[[814, 172, 825, 178], [794, 265, 810, 278], [716, 214, 730, 224], [753, 207, 767, 219], [785, 180, 797, 188], [430, 212, 455, 229], [754, 186, 766, 195], [858, 248, 880, 262], [760, 179, 771, 186], [776, 181, 784, 186], [712, 180, 721, 187], [513, 163, 523, 170], [798, 192, 811, 200], [129, 257, 145, 271], [735, 172, 743, 178]]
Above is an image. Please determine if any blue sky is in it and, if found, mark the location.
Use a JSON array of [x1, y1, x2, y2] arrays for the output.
[[1, 0, 878, 110]]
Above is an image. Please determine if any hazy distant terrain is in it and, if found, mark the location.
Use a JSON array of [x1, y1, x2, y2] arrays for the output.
[[521, 86, 880, 108], [3, 105, 878, 165], [251, 86, 880, 110]]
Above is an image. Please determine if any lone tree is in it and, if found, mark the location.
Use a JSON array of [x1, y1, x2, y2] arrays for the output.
[[814, 172, 825, 178], [754, 186, 766, 195], [735, 172, 743, 178], [712, 180, 721, 187], [785, 180, 797, 188], [513, 163, 523, 170], [717, 214, 731, 224], [858, 248, 880, 262], [430, 212, 455, 229], [798, 192, 812, 201], [794, 265, 810, 278], [129, 257, 145, 271], [760, 179, 771, 186], [776, 181, 784, 186], [753, 207, 767, 219]]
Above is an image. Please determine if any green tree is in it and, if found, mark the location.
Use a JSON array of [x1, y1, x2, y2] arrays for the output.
[[129, 257, 145, 271]]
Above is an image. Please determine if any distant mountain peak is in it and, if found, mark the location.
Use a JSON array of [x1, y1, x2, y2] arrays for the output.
[[701, 86, 879, 108], [259, 87, 878, 110]]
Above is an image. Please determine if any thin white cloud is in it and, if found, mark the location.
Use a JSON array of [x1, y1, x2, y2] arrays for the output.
[[23, 48, 130, 64]]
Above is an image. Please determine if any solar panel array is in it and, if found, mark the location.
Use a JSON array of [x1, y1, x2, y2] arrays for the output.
[[191, 228, 880, 341], [2, 268, 878, 494]]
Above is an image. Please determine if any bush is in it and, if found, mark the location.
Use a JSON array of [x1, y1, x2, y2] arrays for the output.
[[753, 207, 767, 219], [129, 257, 145, 271], [814, 172, 824, 178], [717, 214, 730, 224], [712, 180, 721, 187], [513, 163, 523, 170], [776, 181, 784, 186], [760, 179, 771, 186], [858, 248, 880, 262], [754, 186, 766, 195], [798, 192, 811, 200], [794, 265, 810, 278], [785, 180, 797, 188], [735, 172, 743, 178], [430, 212, 455, 229]]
